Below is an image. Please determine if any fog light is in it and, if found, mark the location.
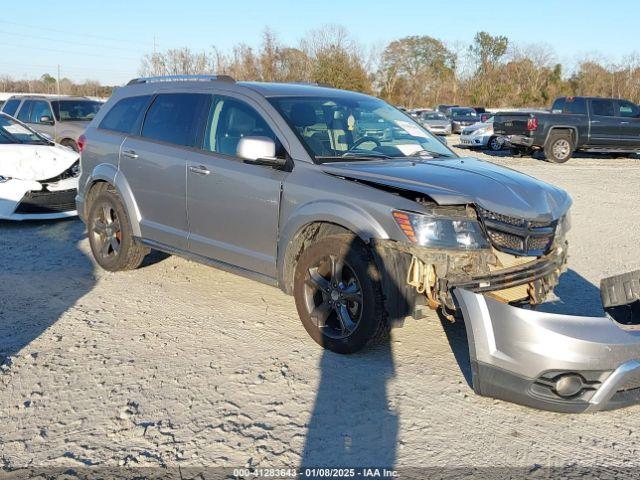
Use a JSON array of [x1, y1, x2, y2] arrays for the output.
[[554, 374, 584, 398]]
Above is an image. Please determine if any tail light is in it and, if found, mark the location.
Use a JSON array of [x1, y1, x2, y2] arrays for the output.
[[77, 134, 86, 152], [527, 117, 538, 131]]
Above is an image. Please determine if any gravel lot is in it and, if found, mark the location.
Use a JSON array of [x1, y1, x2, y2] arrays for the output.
[[1, 137, 640, 475]]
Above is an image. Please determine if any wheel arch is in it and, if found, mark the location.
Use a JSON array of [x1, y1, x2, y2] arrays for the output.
[[277, 203, 390, 294], [83, 163, 142, 237], [544, 126, 578, 148]]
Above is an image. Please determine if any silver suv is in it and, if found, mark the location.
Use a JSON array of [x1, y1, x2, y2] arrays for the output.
[[1, 95, 102, 151], [77, 75, 571, 354]]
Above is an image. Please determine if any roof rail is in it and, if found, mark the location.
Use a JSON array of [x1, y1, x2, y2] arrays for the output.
[[126, 74, 235, 85]]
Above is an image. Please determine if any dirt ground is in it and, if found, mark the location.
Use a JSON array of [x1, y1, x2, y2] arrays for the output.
[[1, 138, 640, 475]]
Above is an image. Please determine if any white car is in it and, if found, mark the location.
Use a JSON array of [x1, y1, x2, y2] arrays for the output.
[[459, 116, 505, 151], [0, 113, 80, 220]]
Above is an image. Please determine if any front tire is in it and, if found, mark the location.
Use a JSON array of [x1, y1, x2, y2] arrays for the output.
[[544, 131, 573, 163], [87, 185, 147, 271], [293, 235, 388, 354]]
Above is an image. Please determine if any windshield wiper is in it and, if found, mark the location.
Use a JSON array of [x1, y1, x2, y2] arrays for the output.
[[316, 153, 393, 163], [404, 149, 453, 159]]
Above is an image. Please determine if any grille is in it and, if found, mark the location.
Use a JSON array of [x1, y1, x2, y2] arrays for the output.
[[487, 229, 523, 251], [15, 188, 77, 214], [478, 206, 556, 256]]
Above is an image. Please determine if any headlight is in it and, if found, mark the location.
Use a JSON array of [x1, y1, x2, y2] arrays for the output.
[[70, 161, 80, 177], [0, 175, 11, 183], [393, 210, 489, 249]]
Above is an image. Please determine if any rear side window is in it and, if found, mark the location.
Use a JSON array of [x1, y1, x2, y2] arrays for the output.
[[551, 98, 565, 114], [141, 93, 210, 147], [564, 97, 586, 115], [2, 99, 21, 116], [100, 95, 152, 134], [16, 100, 33, 122], [591, 99, 615, 117], [617, 100, 639, 118]]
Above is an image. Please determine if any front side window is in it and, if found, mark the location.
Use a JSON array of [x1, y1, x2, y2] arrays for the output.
[[2, 99, 21, 117], [100, 95, 152, 134], [29, 100, 54, 124], [141, 93, 210, 147], [51, 100, 102, 122], [271, 96, 454, 162], [203, 96, 283, 157], [591, 99, 615, 117], [617, 100, 639, 118]]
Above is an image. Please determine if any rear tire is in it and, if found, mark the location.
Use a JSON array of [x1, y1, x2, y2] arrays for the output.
[[87, 185, 147, 272], [544, 131, 573, 163], [293, 235, 388, 354]]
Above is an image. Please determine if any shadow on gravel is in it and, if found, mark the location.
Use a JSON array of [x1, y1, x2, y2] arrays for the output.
[[299, 237, 399, 472], [0, 218, 95, 363], [537, 269, 604, 317], [440, 268, 605, 389]]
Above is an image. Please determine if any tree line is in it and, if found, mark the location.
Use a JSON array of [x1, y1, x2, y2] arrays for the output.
[[4, 26, 640, 108], [0, 73, 113, 98], [139, 27, 640, 108]]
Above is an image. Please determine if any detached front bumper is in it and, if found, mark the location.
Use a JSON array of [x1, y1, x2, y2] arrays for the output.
[[454, 272, 640, 413]]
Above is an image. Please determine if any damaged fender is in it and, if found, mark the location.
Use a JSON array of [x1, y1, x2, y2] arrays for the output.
[[454, 272, 640, 413]]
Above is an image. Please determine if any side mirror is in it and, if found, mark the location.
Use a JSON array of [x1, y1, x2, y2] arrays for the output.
[[237, 136, 286, 168], [39, 115, 54, 125]]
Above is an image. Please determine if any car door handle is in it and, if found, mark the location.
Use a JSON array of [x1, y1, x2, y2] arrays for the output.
[[621, 121, 630, 124], [591, 120, 600, 124], [189, 165, 211, 175], [122, 149, 138, 159]]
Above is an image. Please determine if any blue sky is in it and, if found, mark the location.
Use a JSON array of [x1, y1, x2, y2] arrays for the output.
[[1, 0, 636, 85]]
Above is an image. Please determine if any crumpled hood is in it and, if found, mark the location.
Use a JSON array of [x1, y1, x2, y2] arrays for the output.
[[321, 157, 572, 221], [0, 144, 79, 181]]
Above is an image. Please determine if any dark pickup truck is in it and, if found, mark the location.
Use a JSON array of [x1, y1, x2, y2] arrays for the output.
[[494, 96, 640, 162]]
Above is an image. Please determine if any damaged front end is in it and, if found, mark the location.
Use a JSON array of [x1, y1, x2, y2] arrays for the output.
[[453, 270, 640, 413], [371, 202, 569, 324]]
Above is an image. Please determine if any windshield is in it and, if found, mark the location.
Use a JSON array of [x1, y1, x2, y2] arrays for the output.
[[422, 111, 447, 120], [270, 96, 455, 162], [0, 114, 48, 144], [51, 100, 102, 122], [451, 108, 477, 117]]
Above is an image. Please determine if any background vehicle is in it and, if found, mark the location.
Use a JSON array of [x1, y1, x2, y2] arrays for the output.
[[474, 107, 491, 122], [0, 112, 79, 220], [1, 95, 102, 152], [447, 107, 480, 133], [417, 110, 452, 135], [494, 96, 640, 163], [78, 76, 571, 355], [436, 104, 458, 114], [459, 116, 504, 151]]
